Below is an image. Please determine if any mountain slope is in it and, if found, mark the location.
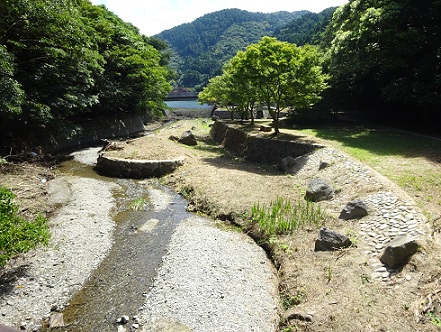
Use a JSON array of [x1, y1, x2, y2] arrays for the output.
[[155, 9, 308, 89], [273, 7, 337, 45]]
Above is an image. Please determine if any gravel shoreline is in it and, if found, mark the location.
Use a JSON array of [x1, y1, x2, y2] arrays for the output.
[[0, 175, 118, 331]]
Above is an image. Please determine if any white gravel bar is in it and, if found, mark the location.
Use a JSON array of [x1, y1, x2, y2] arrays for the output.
[[139, 215, 280, 332]]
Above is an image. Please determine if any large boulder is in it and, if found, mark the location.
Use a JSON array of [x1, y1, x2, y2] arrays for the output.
[[178, 131, 197, 146], [315, 227, 352, 251], [277, 156, 297, 173], [305, 178, 334, 202], [339, 200, 369, 220], [380, 236, 419, 269]]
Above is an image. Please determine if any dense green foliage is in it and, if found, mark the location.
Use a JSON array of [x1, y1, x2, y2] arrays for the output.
[[323, 0, 441, 127], [0, 0, 172, 133], [199, 37, 327, 133], [155, 9, 308, 90], [2, 0, 439, 138], [273, 7, 337, 45], [0, 186, 50, 266]]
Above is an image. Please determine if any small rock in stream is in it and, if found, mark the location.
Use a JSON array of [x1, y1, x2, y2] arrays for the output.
[[116, 315, 130, 325]]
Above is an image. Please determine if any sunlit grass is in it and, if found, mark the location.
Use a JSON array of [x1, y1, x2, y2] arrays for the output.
[[251, 196, 326, 236], [0, 186, 50, 266]]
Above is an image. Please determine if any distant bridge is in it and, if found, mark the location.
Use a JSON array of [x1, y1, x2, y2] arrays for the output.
[[165, 92, 199, 101]]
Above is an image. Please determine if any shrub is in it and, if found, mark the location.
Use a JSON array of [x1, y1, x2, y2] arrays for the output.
[[0, 186, 50, 266], [251, 196, 326, 236]]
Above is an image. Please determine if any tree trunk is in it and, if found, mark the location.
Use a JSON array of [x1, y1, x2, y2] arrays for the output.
[[274, 109, 280, 134], [250, 107, 255, 125]]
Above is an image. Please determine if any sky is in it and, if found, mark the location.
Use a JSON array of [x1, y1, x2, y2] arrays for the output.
[[90, 0, 349, 36]]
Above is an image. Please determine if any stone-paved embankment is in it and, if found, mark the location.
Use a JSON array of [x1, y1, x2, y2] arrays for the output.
[[290, 147, 429, 281]]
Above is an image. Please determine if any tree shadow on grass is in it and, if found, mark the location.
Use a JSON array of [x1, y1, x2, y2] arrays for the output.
[[199, 152, 312, 177], [200, 155, 281, 176], [302, 125, 441, 163]]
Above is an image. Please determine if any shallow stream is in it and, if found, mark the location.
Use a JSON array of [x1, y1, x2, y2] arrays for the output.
[[52, 149, 191, 331]]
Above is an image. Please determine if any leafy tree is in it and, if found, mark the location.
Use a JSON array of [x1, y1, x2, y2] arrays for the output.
[[0, 0, 173, 132], [200, 37, 327, 133], [156, 9, 309, 89], [0, 0, 104, 123], [198, 74, 236, 119], [323, 0, 441, 126], [238, 37, 326, 133], [80, 3, 171, 118], [0, 45, 24, 117], [274, 7, 337, 45]]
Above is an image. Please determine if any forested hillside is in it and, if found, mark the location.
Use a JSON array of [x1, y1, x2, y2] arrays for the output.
[[155, 9, 308, 90], [0, 0, 172, 138], [182, 1, 440, 130], [273, 7, 337, 45]]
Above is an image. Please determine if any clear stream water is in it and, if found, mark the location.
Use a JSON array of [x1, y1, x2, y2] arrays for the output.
[[49, 153, 191, 331]]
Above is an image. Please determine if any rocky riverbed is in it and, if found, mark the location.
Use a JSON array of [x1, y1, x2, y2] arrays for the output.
[[0, 174, 117, 331], [0, 147, 279, 332]]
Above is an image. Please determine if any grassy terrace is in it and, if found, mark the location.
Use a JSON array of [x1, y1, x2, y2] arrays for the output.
[[296, 125, 441, 220]]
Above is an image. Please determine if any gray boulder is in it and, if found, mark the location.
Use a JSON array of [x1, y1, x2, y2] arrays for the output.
[[319, 160, 330, 170], [339, 200, 369, 220], [178, 131, 197, 146], [315, 227, 352, 251], [305, 178, 334, 202], [380, 236, 419, 269], [277, 156, 297, 173]]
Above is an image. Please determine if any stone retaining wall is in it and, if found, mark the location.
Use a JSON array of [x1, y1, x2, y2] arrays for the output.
[[42, 114, 148, 154], [95, 155, 184, 179], [210, 121, 322, 163]]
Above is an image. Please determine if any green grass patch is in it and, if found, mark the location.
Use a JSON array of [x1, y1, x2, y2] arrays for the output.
[[427, 312, 441, 327], [281, 289, 306, 310], [251, 196, 326, 236], [0, 186, 50, 267], [130, 197, 146, 211], [299, 126, 440, 159]]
